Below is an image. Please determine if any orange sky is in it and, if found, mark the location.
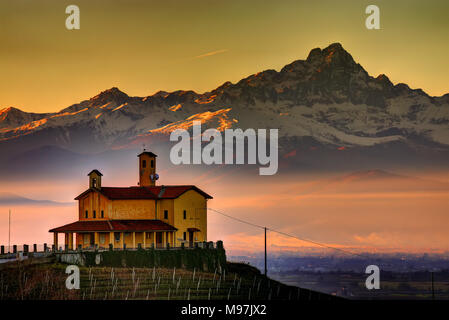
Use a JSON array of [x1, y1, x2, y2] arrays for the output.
[[0, 0, 448, 113], [1, 170, 449, 255]]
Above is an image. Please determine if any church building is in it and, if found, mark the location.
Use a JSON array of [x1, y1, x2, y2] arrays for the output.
[[49, 151, 212, 250]]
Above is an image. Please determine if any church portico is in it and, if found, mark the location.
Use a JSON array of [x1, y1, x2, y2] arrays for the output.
[[50, 220, 177, 250]]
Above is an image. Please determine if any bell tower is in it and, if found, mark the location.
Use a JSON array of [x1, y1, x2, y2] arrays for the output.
[[138, 150, 158, 187], [88, 169, 102, 189]]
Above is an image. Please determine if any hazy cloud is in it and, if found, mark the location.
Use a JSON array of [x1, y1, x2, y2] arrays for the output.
[[195, 49, 229, 59]]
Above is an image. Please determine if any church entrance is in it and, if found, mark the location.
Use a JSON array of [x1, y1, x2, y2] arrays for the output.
[[188, 231, 194, 248], [156, 232, 163, 248]]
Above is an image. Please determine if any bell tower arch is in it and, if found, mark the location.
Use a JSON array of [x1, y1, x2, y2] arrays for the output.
[[88, 169, 102, 189]]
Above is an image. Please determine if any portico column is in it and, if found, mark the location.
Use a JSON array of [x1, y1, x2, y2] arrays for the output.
[[153, 232, 156, 248], [143, 232, 146, 249], [132, 232, 136, 249], [120, 232, 124, 249], [109, 232, 114, 249], [54, 233, 58, 250], [68, 233, 73, 250], [94, 232, 99, 249]]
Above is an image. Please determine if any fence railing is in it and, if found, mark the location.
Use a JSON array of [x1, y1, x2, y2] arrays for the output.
[[0, 241, 222, 257]]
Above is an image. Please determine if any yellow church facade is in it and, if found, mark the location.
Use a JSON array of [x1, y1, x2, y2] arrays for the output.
[[50, 151, 212, 250]]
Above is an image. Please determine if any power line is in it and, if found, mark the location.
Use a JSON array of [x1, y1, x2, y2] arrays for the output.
[[207, 207, 370, 259], [267, 228, 369, 259], [208, 208, 266, 230]]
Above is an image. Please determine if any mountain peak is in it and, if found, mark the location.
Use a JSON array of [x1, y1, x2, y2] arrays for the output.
[[0, 106, 23, 115], [306, 42, 356, 67], [109, 87, 124, 92], [324, 42, 345, 51], [90, 87, 129, 105], [376, 74, 393, 87], [0, 106, 33, 123]]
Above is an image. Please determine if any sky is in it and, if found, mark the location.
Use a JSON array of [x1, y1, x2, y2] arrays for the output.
[[1, 166, 449, 255], [0, 0, 448, 256], [0, 0, 448, 113]]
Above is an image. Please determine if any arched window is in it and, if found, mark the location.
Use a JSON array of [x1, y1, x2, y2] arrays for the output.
[[142, 160, 147, 168]]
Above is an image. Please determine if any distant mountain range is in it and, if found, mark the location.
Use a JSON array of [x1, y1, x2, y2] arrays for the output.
[[298, 169, 449, 195], [0, 192, 73, 206], [1, 43, 448, 176]]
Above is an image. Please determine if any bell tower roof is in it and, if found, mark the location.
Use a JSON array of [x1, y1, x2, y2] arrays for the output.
[[88, 169, 103, 176], [138, 151, 158, 158]]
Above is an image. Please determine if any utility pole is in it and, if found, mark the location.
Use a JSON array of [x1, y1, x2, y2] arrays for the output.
[[264, 227, 267, 277], [8, 209, 11, 253]]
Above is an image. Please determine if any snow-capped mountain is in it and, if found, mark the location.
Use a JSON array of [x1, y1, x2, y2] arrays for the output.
[[1, 43, 448, 171]]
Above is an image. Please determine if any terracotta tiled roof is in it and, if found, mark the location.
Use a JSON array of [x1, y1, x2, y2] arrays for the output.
[[100, 187, 158, 200], [75, 185, 212, 200], [49, 219, 177, 233], [148, 185, 212, 199]]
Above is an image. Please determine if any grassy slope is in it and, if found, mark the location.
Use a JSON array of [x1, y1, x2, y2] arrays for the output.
[[0, 260, 338, 300]]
